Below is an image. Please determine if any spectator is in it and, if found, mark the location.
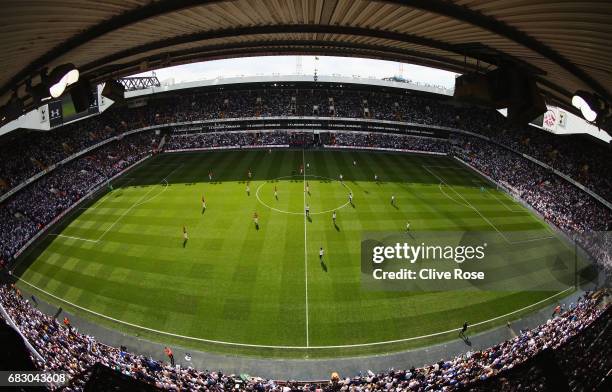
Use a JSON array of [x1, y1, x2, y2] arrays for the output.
[[0, 284, 607, 391]]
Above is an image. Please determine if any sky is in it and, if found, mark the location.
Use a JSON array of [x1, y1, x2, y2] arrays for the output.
[[133, 55, 458, 88]]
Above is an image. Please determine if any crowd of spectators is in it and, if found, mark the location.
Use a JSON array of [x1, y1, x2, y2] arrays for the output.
[[0, 284, 608, 391], [2, 85, 608, 203], [166, 131, 290, 150], [463, 292, 610, 391], [474, 126, 612, 200], [165, 131, 451, 154], [329, 132, 450, 153], [0, 111, 131, 194], [0, 132, 154, 261], [454, 135, 611, 282]]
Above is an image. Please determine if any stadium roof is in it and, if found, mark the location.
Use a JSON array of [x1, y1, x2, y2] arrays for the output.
[[1, 0, 611, 119]]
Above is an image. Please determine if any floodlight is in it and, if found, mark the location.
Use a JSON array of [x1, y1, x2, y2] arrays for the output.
[[46, 64, 80, 98], [572, 90, 600, 122]]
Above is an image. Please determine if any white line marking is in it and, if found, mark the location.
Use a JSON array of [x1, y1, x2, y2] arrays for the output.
[[95, 186, 161, 239], [14, 276, 573, 349], [47, 234, 95, 242], [29, 160, 571, 350], [97, 165, 183, 241], [255, 174, 352, 215], [487, 189, 524, 213], [49, 166, 183, 244], [424, 165, 553, 245], [77, 178, 135, 211], [438, 183, 471, 209], [51, 234, 99, 243], [302, 149, 309, 347]]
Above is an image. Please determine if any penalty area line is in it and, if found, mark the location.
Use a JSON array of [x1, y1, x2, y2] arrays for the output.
[[50, 165, 183, 244], [486, 189, 525, 213], [94, 164, 184, 242], [48, 234, 100, 243], [77, 177, 137, 211], [424, 166, 553, 245]]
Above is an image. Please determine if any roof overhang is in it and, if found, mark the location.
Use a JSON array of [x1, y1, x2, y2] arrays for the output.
[[1, 0, 610, 125]]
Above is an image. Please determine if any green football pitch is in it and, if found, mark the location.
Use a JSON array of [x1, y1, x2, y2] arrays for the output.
[[14, 149, 577, 358]]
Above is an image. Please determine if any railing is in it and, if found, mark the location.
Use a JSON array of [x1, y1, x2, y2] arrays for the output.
[[323, 144, 447, 156]]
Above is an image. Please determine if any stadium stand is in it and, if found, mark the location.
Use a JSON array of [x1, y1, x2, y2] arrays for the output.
[[2, 87, 606, 281], [1, 88, 609, 200], [0, 284, 609, 391], [0, 85, 610, 391], [0, 131, 155, 262]]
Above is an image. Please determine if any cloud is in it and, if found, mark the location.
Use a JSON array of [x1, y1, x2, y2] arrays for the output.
[[132, 56, 458, 88]]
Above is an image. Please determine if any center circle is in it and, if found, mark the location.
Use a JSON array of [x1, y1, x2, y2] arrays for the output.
[[255, 174, 352, 215]]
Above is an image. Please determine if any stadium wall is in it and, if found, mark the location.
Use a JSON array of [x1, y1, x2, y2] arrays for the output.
[[322, 144, 447, 156], [167, 116, 451, 138], [165, 144, 290, 153]]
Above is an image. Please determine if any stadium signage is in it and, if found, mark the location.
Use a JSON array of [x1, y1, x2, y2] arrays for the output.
[[165, 144, 289, 153], [170, 117, 450, 139], [326, 145, 447, 155]]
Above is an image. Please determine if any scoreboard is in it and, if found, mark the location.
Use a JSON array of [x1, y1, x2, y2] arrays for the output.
[[48, 88, 99, 128]]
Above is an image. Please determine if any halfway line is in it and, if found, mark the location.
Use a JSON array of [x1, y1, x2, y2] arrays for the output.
[[302, 149, 309, 347]]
